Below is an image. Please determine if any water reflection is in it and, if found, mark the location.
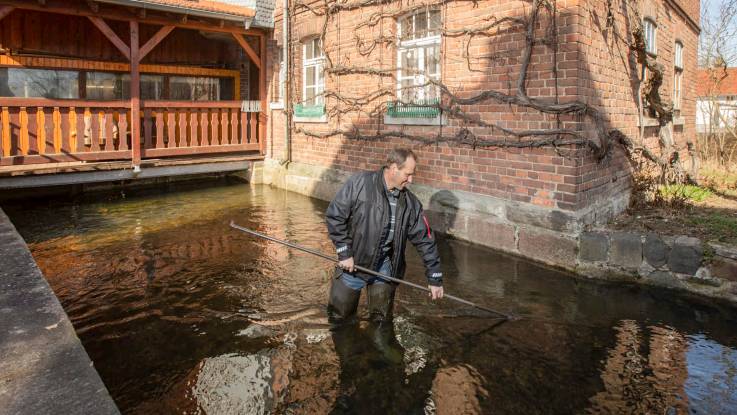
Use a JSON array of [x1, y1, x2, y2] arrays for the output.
[[4, 181, 737, 414]]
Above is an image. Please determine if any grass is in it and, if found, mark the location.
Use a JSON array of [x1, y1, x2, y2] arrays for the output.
[[687, 213, 737, 244]]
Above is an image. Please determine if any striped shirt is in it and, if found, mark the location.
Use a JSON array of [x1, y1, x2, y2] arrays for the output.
[[382, 183, 400, 253]]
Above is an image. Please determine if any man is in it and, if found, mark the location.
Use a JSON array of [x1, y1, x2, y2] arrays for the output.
[[325, 148, 443, 322]]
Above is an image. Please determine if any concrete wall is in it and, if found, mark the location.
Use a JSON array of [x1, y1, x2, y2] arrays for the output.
[[0, 209, 119, 414]]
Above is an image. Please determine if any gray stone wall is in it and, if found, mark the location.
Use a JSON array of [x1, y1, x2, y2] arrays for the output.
[[577, 231, 737, 302], [254, 160, 737, 303]]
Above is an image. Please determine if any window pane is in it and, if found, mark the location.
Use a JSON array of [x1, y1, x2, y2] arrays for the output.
[[400, 79, 417, 102], [314, 38, 323, 57], [428, 9, 441, 35], [401, 16, 413, 41], [305, 41, 313, 60], [416, 11, 428, 38], [305, 86, 316, 105], [0, 68, 79, 98], [170, 76, 219, 101], [306, 66, 315, 88], [401, 50, 418, 75], [425, 45, 440, 76], [87, 72, 124, 100], [140, 75, 163, 100]]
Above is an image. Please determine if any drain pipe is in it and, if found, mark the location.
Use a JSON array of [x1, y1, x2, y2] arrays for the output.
[[281, 0, 292, 165]]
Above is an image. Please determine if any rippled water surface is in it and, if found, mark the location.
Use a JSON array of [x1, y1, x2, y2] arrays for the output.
[[5, 181, 737, 414]]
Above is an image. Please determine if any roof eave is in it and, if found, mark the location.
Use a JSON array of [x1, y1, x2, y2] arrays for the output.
[[95, 0, 256, 25]]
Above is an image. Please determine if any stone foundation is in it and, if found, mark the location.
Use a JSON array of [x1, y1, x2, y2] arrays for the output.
[[253, 160, 737, 303]]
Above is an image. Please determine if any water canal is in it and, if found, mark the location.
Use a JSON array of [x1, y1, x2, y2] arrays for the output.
[[4, 181, 737, 414]]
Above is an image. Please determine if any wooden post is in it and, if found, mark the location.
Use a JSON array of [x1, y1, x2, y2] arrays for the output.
[[259, 34, 267, 155], [130, 21, 141, 166]]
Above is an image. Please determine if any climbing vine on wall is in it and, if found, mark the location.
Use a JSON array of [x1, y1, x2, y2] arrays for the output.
[[284, 0, 697, 184]]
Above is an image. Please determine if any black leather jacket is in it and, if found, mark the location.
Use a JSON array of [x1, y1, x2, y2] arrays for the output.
[[326, 168, 443, 286]]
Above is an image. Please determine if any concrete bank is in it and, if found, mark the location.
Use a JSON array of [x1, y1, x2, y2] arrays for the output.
[[252, 159, 737, 303], [0, 209, 119, 415]]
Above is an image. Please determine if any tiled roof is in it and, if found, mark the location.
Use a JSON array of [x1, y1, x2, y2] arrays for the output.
[[697, 68, 737, 97], [216, 0, 274, 27], [139, 0, 256, 18]]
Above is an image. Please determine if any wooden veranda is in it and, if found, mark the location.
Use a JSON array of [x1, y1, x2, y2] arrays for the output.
[[0, 0, 268, 172]]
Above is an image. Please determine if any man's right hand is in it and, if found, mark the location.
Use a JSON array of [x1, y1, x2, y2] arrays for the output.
[[338, 257, 355, 273]]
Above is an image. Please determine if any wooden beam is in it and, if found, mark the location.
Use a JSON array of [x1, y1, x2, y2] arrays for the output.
[[0, 1, 259, 35], [138, 25, 175, 62], [87, 16, 131, 60], [232, 33, 260, 69], [0, 6, 14, 21], [130, 20, 141, 166]]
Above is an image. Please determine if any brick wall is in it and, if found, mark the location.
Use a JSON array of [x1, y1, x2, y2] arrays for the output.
[[264, 0, 700, 219]]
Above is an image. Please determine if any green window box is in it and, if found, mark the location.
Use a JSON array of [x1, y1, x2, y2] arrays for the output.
[[386, 100, 440, 118], [294, 104, 325, 118]]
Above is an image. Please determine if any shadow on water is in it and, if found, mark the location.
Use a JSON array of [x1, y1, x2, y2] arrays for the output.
[[4, 181, 737, 414]]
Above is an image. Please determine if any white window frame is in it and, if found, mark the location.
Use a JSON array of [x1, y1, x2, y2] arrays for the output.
[[644, 18, 657, 56], [673, 70, 682, 111], [302, 38, 325, 107], [673, 41, 684, 112], [396, 9, 441, 104]]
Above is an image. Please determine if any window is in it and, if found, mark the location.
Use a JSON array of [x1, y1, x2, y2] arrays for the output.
[[272, 48, 285, 106], [397, 9, 441, 103], [673, 41, 684, 113], [0, 68, 78, 99], [643, 18, 657, 55], [674, 41, 683, 69], [170, 76, 220, 101], [302, 38, 324, 106]]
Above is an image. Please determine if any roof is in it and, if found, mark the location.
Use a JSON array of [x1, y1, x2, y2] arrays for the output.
[[697, 68, 737, 97], [98, 0, 256, 19], [217, 0, 273, 28]]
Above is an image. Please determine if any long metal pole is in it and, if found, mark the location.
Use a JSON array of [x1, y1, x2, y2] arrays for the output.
[[230, 221, 514, 320]]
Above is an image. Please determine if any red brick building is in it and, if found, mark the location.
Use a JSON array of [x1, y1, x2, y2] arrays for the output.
[[257, 0, 700, 268]]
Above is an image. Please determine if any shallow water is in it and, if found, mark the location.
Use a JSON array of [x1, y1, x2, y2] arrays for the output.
[[5, 181, 737, 414]]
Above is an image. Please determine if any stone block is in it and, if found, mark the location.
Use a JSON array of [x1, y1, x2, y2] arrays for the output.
[[688, 267, 722, 287], [644, 233, 669, 268], [579, 232, 608, 262], [668, 236, 703, 275], [506, 204, 578, 233], [518, 228, 577, 268], [610, 232, 642, 269], [645, 271, 685, 290], [466, 217, 517, 253], [710, 256, 737, 282]]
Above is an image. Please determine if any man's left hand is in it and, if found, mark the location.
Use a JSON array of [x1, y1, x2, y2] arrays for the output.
[[429, 285, 444, 300]]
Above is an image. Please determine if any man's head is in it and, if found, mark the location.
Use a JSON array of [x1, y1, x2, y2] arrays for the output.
[[384, 148, 417, 190]]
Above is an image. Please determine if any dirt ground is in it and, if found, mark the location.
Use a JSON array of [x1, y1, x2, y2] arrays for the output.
[[609, 189, 737, 247]]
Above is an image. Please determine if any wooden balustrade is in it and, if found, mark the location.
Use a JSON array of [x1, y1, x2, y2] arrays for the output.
[[0, 99, 262, 166], [0, 98, 132, 165], [140, 100, 260, 158]]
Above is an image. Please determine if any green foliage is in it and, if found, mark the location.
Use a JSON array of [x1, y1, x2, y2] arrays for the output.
[[658, 184, 713, 203]]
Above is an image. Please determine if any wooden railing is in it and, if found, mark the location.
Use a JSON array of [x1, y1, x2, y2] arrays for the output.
[[0, 98, 262, 166], [0, 99, 132, 165], [140, 101, 260, 158]]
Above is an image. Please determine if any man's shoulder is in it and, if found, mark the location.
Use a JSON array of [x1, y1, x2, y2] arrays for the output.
[[346, 170, 376, 185], [403, 188, 423, 209]]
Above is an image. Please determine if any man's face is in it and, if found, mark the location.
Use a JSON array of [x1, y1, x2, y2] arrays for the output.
[[390, 156, 416, 190]]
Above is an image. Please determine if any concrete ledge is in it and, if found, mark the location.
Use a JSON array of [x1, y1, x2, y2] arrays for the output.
[[0, 160, 253, 190], [0, 209, 119, 415]]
